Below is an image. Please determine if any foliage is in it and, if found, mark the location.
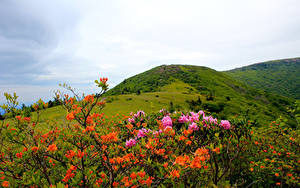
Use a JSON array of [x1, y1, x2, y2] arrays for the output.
[[106, 65, 295, 126], [226, 57, 300, 99], [0, 78, 298, 187]]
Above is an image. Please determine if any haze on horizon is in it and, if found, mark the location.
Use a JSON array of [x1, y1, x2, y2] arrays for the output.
[[1, 0, 300, 104]]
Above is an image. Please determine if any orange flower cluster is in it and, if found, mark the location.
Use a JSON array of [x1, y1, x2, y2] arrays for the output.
[[2, 181, 9, 187], [83, 95, 94, 103], [100, 77, 108, 84], [47, 144, 57, 152], [174, 155, 190, 166], [16, 152, 23, 159], [31, 146, 39, 153], [66, 113, 75, 121], [170, 169, 180, 178], [62, 165, 77, 183], [101, 132, 118, 143], [65, 150, 76, 159]]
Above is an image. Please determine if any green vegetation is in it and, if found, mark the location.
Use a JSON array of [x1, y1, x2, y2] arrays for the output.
[[225, 57, 300, 99], [1, 63, 297, 128], [106, 65, 295, 126], [0, 78, 299, 187]]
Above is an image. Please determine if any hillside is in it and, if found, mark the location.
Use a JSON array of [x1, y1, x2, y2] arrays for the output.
[[106, 65, 296, 126], [225, 58, 300, 99]]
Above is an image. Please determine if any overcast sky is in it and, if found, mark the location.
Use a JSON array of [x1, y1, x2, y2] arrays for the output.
[[1, 0, 300, 104]]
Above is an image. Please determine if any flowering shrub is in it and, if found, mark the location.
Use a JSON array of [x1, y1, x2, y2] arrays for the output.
[[0, 78, 298, 187]]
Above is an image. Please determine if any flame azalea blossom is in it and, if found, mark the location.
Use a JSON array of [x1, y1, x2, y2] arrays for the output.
[[170, 169, 180, 178], [47, 144, 57, 152], [66, 113, 75, 121], [2, 181, 9, 187], [31, 146, 39, 153], [16, 152, 23, 158]]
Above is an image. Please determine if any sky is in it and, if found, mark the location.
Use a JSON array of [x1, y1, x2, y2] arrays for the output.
[[0, 0, 300, 104]]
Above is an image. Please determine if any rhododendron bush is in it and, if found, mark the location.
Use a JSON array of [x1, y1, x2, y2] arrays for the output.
[[0, 78, 299, 187]]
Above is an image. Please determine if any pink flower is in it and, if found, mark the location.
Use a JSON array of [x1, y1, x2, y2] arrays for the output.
[[159, 109, 165, 113], [125, 139, 137, 148], [189, 112, 199, 122], [162, 116, 172, 128], [128, 118, 135, 123], [220, 120, 231, 130], [178, 115, 189, 123], [198, 110, 205, 117], [188, 122, 199, 131], [208, 116, 218, 124], [137, 128, 150, 138]]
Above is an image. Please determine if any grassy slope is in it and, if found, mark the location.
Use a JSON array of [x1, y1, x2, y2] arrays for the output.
[[105, 64, 295, 126], [22, 81, 202, 129], [225, 57, 300, 99]]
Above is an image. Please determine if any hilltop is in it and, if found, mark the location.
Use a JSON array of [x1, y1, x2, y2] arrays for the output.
[[225, 57, 300, 99], [106, 65, 295, 126]]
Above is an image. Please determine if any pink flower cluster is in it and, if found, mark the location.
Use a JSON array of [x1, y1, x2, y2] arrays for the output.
[[125, 138, 137, 148], [188, 122, 199, 131], [128, 110, 145, 123], [220, 120, 231, 130], [162, 116, 172, 128], [137, 128, 151, 138]]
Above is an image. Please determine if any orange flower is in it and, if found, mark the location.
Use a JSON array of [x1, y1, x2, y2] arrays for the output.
[[163, 163, 168, 168], [260, 166, 265, 169], [101, 132, 118, 143], [85, 125, 95, 132], [16, 152, 23, 158], [174, 155, 190, 166], [179, 135, 187, 141], [47, 144, 57, 152], [112, 182, 119, 187], [212, 147, 220, 153], [31, 146, 39, 153], [195, 148, 209, 156], [130, 172, 137, 179], [65, 150, 76, 159], [276, 182, 281, 186], [125, 124, 133, 129], [66, 113, 75, 121], [183, 129, 193, 136], [275, 173, 279, 177], [2, 181, 9, 187], [170, 169, 180, 178], [83, 95, 94, 103], [155, 149, 165, 155], [250, 168, 254, 172], [15, 116, 22, 121], [137, 171, 146, 178], [145, 176, 154, 186], [23, 117, 31, 122], [186, 140, 192, 145]]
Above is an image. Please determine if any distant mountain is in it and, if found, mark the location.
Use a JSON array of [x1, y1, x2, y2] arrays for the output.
[[225, 58, 300, 99], [107, 65, 296, 127]]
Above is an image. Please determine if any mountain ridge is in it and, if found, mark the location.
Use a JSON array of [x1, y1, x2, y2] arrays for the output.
[[225, 57, 300, 99]]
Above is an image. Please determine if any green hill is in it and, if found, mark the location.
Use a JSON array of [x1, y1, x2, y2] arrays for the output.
[[225, 58, 300, 99], [3, 64, 296, 128], [106, 65, 295, 126]]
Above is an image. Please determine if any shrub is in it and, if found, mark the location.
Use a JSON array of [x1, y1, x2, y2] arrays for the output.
[[0, 78, 298, 187]]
